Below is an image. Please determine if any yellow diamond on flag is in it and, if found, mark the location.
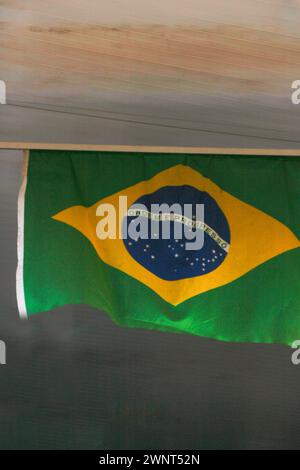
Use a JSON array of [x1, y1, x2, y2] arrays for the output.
[[52, 165, 299, 305]]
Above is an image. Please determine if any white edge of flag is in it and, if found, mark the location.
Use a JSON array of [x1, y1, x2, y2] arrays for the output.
[[16, 150, 29, 319]]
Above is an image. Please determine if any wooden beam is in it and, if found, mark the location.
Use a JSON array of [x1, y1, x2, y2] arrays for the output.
[[0, 142, 300, 156]]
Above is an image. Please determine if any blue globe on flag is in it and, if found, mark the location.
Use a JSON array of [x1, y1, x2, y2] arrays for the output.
[[123, 185, 230, 281]]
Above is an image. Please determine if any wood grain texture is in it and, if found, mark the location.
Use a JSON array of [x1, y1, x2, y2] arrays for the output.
[[0, 1, 300, 146]]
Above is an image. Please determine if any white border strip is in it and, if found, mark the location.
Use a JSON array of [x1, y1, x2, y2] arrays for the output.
[[16, 150, 29, 319]]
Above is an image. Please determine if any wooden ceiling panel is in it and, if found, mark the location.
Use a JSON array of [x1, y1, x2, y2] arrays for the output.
[[0, 1, 300, 146]]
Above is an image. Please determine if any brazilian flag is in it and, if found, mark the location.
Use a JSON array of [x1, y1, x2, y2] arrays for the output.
[[17, 150, 300, 345]]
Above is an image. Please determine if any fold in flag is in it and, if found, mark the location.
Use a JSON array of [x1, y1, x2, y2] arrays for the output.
[[17, 150, 300, 345]]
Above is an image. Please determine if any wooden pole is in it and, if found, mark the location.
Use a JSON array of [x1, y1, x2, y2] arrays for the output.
[[0, 142, 300, 156]]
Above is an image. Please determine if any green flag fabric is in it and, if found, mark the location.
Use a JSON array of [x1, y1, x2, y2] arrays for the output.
[[17, 150, 300, 345]]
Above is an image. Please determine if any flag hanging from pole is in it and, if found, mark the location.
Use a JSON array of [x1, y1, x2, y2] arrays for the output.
[[17, 150, 300, 344]]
